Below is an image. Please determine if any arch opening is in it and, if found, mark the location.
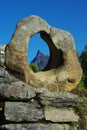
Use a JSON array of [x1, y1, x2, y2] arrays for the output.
[[28, 31, 65, 73], [28, 33, 50, 72]]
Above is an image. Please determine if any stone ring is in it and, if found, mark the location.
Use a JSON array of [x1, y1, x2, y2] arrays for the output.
[[5, 15, 82, 92]]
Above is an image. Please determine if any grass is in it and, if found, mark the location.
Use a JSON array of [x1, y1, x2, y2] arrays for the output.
[[72, 79, 87, 130]]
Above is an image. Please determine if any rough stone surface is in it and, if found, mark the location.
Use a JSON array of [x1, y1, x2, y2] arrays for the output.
[[5, 102, 44, 122], [5, 15, 83, 92], [45, 106, 79, 122], [0, 66, 18, 84], [0, 81, 36, 100], [39, 91, 80, 107], [1, 123, 71, 130], [0, 44, 6, 67]]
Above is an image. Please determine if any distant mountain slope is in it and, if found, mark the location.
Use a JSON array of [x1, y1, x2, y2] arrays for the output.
[[31, 50, 49, 69]]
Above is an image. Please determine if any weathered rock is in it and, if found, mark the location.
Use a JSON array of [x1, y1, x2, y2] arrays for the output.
[[0, 123, 72, 130], [0, 67, 17, 84], [45, 106, 79, 122], [39, 91, 80, 107], [0, 44, 6, 67], [5, 15, 82, 92], [0, 44, 5, 52], [5, 102, 44, 122], [0, 81, 36, 100]]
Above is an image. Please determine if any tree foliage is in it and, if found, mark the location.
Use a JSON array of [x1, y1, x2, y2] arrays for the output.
[[29, 63, 40, 73], [79, 45, 87, 87]]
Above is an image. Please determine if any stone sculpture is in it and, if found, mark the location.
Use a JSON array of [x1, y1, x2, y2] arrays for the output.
[[5, 15, 82, 92]]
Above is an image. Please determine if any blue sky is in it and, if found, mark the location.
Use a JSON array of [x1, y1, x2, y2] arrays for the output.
[[0, 0, 87, 62]]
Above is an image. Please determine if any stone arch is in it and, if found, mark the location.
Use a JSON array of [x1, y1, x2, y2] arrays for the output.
[[5, 15, 82, 92]]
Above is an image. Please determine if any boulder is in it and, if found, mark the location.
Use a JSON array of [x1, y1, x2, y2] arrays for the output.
[[5, 15, 82, 92]]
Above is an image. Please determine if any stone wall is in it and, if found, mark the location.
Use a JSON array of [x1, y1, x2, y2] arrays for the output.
[[0, 15, 83, 130], [0, 44, 81, 130]]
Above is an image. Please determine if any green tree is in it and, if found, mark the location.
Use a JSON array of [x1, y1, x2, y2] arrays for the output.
[[29, 63, 40, 73], [80, 45, 87, 87]]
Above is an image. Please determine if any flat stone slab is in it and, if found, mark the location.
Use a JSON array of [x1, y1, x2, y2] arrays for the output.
[[39, 91, 80, 107], [5, 102, 44, 122], [1, 123, 72, 130], [0, 81, 36, 100], [45, 106, 79, 122]]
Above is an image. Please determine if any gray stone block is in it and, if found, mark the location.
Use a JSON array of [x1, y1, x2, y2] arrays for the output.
[[45, 106, 79, 122], [0, 81, 36, 100], [1, 123, 71, 130], [5, 102, 44, 122]]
